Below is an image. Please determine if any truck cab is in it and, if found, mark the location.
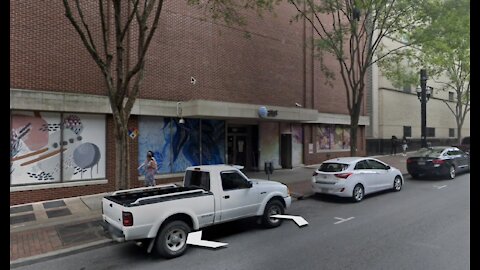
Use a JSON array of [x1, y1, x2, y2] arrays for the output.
[[102, 164, 291, 259]]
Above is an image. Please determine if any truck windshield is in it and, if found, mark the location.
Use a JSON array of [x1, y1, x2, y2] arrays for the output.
[[184, 170, 210, 191]]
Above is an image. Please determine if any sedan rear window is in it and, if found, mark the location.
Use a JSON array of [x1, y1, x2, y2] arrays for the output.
[[318, 163, 349, 172], [415, 148, 444, 157]]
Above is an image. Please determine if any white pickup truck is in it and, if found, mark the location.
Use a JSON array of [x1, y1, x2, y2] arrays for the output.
[[102, 165, 292, 258]]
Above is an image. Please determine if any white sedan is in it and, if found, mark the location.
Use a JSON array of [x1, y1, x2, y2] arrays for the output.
[[311, 157, 403, 202]]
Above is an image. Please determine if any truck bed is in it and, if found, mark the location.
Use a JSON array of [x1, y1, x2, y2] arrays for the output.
[[105, 185, 208, 206]]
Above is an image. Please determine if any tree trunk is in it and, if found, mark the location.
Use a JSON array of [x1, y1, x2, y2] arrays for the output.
[[457, 123, 462, 145], [349, 113, 360, 156], [113, 117, 130, 190]]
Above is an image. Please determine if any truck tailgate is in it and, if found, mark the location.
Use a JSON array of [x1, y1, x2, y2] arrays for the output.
[[102, 197, 123, 230]]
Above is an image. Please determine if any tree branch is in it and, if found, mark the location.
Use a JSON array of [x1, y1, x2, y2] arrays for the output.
[[63, 0, 105, 69], [121, 0, 140, 41]]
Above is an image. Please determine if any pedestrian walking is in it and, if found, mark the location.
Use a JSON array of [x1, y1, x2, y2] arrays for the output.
[[138, 150, 157, 187], [391, 136, 398, 155], [402, 136, 408, 156]]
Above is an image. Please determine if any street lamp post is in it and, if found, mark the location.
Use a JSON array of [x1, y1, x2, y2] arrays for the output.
[[416, 69, 432, 148]]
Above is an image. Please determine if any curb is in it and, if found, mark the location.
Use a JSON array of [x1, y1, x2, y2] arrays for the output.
[[10, 239, 114, 268]]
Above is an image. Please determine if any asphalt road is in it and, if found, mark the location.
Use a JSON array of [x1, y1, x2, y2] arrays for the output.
[[16, 173, 470, 270]]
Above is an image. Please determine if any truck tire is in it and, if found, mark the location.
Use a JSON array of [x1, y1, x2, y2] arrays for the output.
[[262, 199, 284, 228], [155, 220, 191, 259]]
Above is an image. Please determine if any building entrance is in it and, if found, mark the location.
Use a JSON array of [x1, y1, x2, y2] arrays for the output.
[[227, 125, 258, 171]]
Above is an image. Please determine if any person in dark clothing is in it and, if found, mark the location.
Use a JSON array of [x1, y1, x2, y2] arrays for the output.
[[391, 136, 398, 155]]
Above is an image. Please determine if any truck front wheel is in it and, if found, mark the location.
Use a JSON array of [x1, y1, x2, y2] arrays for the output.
[[156, 220, 191, 259], [262, 199, 284, 228]]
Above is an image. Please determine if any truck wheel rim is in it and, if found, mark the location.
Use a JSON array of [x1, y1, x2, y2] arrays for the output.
[[268, 205, 281, 223], [166, 229, 186, 251]]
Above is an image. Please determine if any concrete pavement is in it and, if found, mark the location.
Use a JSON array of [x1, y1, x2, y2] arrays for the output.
[[10, 153, 410, 267]]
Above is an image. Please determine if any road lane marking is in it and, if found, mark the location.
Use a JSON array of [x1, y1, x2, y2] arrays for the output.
[[271, 215, 309, 227], [187, 231, 228, 249], [334, 217, 355, 224], [433, 185, 447, 189]]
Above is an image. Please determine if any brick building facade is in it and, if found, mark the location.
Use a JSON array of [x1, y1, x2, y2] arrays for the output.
[[10, 1, 369, 205]]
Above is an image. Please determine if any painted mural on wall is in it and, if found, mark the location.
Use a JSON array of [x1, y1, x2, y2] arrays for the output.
[[138, 117, 225, 175], [10, 112, 106, 185], [259, 122, 280, 169], [138, 116, 172, 174], [201, 120, 225, 165], [172, 119, 200, 173], [316, 124, 350, 151], [292, 125, 303, 166]]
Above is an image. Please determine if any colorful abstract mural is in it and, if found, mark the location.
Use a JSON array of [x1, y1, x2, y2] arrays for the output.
[[10, 111, 106, 185], [138, 117, 225, 175], [316, 124, 350, 151], [201, 120, 225, 165], [63, 114, 106, 181]]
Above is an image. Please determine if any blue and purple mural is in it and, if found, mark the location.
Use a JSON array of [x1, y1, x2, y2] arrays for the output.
[[138, 116, 172, 174], [138, 117, 225, 175], [201, 120, 225, 165], [171, 119, 200, 173]]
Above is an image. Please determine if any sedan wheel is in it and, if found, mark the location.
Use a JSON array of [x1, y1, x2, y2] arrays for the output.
[[448, 165, 456, 180], [393, 176, 402, 191], [352, 184, 364, 202]]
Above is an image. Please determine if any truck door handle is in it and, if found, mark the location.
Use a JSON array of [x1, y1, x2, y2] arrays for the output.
[[260, 192, 266, 194], [223, 195, 230, 199]]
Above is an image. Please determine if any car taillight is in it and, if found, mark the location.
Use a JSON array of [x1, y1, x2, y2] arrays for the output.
[[313, 171, 318, 176], [432, 159, 445, 164], [123, 211, 134, 227], [334, 173, 352, 179]]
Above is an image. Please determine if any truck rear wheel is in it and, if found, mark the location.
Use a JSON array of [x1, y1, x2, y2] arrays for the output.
[[262, 199, 284, 228], [155, 220, 191, 259]]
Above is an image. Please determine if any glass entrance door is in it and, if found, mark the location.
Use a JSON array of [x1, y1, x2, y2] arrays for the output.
[[227, 135, 247, 167]]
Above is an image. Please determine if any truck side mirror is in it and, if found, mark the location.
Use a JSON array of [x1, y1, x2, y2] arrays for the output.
[[247, 181, 253, 188]]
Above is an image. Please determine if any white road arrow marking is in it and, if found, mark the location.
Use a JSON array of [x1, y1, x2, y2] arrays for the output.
[[271, 215, 309, 227], [186, 231, 228, 249], [433, 185, 447, 189], [334, 217, 355, 224]]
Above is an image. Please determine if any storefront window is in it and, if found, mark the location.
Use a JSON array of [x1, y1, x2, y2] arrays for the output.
[[316, 124, 350, 151], [10, 111, 106, 186]]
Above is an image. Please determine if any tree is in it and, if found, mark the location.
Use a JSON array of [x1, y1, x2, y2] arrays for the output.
[[287, 0, 425, 155], [62, 0, 278, 190], [378, 0, 470, 144]]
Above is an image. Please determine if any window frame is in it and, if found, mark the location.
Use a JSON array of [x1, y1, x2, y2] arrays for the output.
[[366, 159, 388, 170], [220, 170, 251, 191]]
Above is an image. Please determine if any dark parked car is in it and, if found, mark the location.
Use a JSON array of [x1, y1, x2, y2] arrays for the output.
[[407, 146, 470, 179]]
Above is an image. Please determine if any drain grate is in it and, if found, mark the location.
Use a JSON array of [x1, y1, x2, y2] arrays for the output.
[[10, 213, 36, 225], [10, 205, 33, 214], [43, 200, 66, 209], [56, 220, 106, 246], [46, 208, 72, 218]]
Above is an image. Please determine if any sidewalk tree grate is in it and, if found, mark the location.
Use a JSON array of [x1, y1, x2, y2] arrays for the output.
[[10, 213, 36, 225], [43, 200, 66, 209], [10, 204, 33, 214], [46, 208, 72, 218], [56, 220, 106, 246]]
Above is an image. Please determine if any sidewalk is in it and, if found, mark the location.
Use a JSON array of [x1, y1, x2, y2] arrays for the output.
[[10, 153, 410, 266]]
